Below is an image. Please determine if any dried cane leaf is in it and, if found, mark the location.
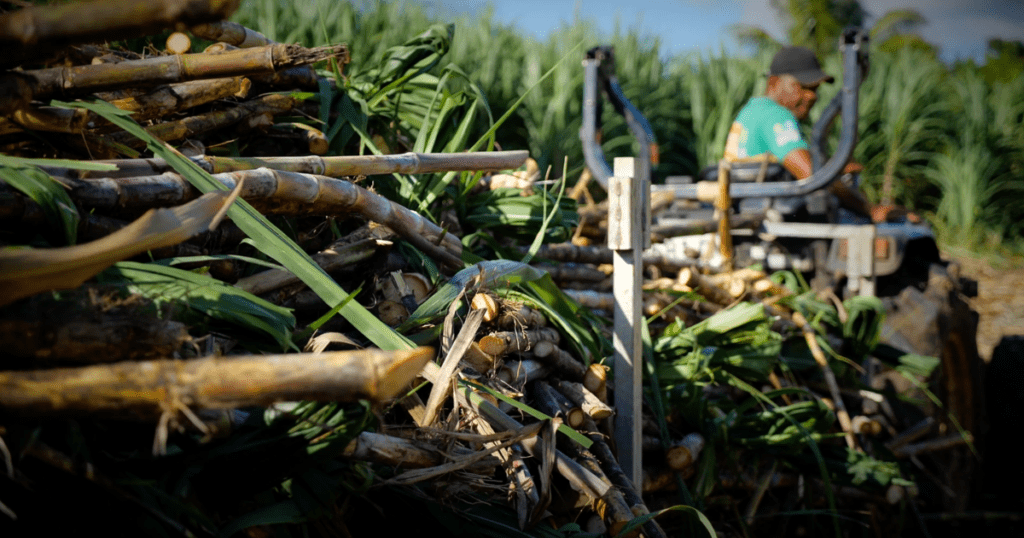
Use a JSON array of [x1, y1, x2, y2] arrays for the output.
[[422, 306, 483, 427], [0, 183, 240, 306]]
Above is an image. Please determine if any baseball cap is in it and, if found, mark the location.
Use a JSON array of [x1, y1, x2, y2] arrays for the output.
[[769, 46, 834, 85]]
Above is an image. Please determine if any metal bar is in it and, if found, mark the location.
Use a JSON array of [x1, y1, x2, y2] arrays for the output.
[[608, 157, 644, 488], [580, 57, 613, 188], [761, 222, 875, 238]]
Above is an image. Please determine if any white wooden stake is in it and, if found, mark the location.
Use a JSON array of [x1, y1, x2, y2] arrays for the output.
[[607, 157, 645, 488]]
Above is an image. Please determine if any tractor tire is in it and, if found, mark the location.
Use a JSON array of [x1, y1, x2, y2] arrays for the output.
[[879, 262, 983, 512]]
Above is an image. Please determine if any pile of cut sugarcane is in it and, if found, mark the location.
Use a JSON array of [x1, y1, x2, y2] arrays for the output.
[[0, 2, 976, 537]]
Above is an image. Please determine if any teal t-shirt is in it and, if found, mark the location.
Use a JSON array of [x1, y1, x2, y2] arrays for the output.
[[723, 97, 808, 163]]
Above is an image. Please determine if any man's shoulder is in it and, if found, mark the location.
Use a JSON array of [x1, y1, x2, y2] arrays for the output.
[[736, 97, 798, 125]]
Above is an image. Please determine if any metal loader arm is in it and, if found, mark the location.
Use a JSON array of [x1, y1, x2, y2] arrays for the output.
[[654, 28, 870, 201], [580, 46, 658, 190]]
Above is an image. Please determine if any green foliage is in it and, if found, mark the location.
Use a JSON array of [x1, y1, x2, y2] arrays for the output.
[[99, 261, 297, 351], [729, 399, 838, 450], [655, 302, 782, 383], [462, 187, 578, 244], [844, 449, 909, 487], [0, 156, 82, 245], [979, 38, 1024, 84]]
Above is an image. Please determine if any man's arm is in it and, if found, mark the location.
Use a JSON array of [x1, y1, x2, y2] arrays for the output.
[[781, 148, 887, 221]]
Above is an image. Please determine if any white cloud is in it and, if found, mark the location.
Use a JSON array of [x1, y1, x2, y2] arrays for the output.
[[735, 0, 787, 39]]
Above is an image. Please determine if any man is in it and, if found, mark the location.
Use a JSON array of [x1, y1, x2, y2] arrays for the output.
[[724, 45, 913, 223]]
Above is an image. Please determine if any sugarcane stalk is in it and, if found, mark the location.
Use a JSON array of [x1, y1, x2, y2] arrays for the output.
[[190, 20, 274, 48], [583, 364, 609, 403], [191, 21, 324, 89], [397, 392, 428, 425], [532, 262, 607, 283], [462, 388, 610, 501], [580, 415, 668, 538], [275, 122, 329, 155], [386, 425, 539, 487], [677, 267, 738, 306], [897, 430, 966, 459], [530, 383, 639, 537], [553, 380, 613, 421], [0, 347, 434, 418], [665, 433, 705, 472], [496, 359, 552, 389], [0, 118, 25, 137], [531, 340, 587, 380], [480, 327, 560, 357], [106, 93, 299, 148], [343, 431, 500, 474], [461, 342, 499, 375], [0, 72, 34, 116], [487, 173, 534, 193], [0, 315, 188, 365], [527, 242, 694, 273], [202, 41, 325, 89], [253, 64, 323, 89], [415, 361, 610, 502], [58, 167, 463, 266], [212, 150, 531, 177], [886, 417, 935, 452], [0, 0, 241, 68], [563, 289, 615, 311], [49, 150, 528, 180], [110, 77, 251, 121], [13, 43, 346, 100], [165, 32, 192, 54], [234, 238, 385, 296], [8, 104, 91, 134], [7, 77, 251, 135], [496, 304, 547, 330], [470, 292, 499, 322], [531, 381, 586, 430], [513, 442, 547, 528], [643, 467, 686, 493], [850, 415, 883, 436]]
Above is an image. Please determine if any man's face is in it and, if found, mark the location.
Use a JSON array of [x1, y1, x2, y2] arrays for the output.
[[775, 75, 819, 120]]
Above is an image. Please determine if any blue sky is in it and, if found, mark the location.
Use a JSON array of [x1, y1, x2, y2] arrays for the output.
[[417, 0, 1024, 63]]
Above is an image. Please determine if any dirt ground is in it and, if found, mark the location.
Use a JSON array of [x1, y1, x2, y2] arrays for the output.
[[953, 255, 1024, 362]]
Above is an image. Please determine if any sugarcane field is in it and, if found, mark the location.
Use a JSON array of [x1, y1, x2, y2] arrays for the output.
[[2, 0, 1023, 537]]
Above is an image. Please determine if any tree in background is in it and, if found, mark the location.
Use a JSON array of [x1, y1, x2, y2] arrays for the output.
[[979, 38, 1024, 83], [733, 0, 934, 57]]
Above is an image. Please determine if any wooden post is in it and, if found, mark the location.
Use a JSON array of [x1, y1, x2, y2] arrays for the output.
[[716, 159, 734, 272], [607, 157, 645, 488]]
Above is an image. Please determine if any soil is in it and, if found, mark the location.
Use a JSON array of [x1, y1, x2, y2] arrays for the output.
[[953, 254, 1024, 362]]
